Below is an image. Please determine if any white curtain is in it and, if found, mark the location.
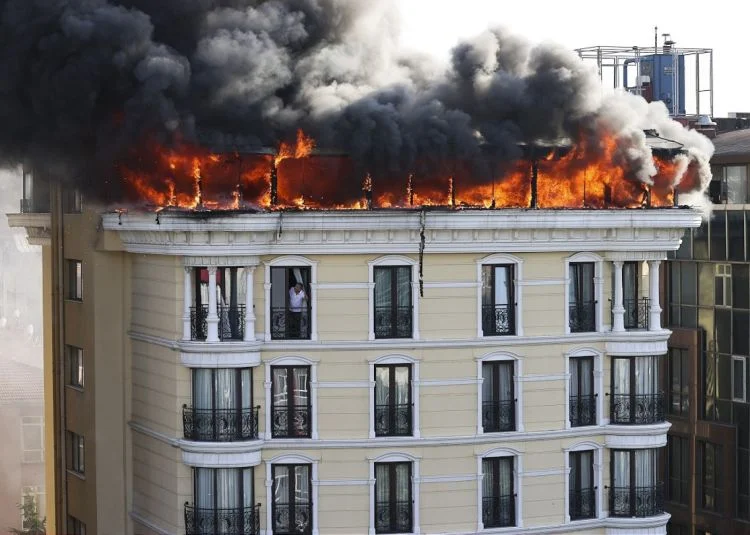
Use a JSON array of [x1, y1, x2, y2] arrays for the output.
[[272, 368, 289, 408], [375, 367, 390, 406], [216, 468, 239, 510], [482, 458, 513, 497], [395, 367, 409, 405], [612, 450, 630, 488], [570, 263, 594, 303], [273, 466, 290, 505], [241, 369, 252, 409], [623, 263, 638, 301], [216, 369, 236, 410], [293, 368, 309, 407], [635, 449, 656, 487], [194, 369, 212, 410], [635, 356, 658, 395], [494, 266, 510, 306], [396, 267, 411, 307], [196, 468, 214, 509], [571, 358, 593, 397], [294, 465, 310, 504], [242, 467, 253, 508], [482, 362, 513, 402], [395, 463, 410, 503], [613, 359, 630, 396]]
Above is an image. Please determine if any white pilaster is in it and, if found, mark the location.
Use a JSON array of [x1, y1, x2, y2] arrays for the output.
[[648, 260, 662, 331], [182, 266, 192, 340], [612, 260, 625, 332], [206, 266, 219, 342], [244, 266, 255, 341]]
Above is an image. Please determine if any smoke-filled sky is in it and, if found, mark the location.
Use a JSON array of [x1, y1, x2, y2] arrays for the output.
[[0, 0, 715, 205]]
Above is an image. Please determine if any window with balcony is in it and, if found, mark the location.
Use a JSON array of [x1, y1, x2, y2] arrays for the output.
[[271, 366, 311, 438], [272, 464, 312, 535], [374, 365, 412, 437], [611, 356, 664, 424], [569, 356, 596, 427], [184, 368, 258, 442], [482, 361, 515, 432], [482, 456, 515, 528], [667, 435, 690, 505], [67, 431, 84, 475], [187, 467, 258, 535], [66, 345, 84, 389], [668, 348, 689, 417], [610, 448, 663, 517], [621, 261, 649, 329], [190, 267, 248, 341], [733, 356, 747, 402], [698, 441, 723, 513], [374, 266, 412, 339], [569, 262, 595, 332], [66, 516, 86, 535], [481, 264, 515, 336], [569, 450, 595, 520], [715, 264, 732, 307], [270, 266, 311, 340], [66, 260, 82, 301], [374, 462, 412, 534]]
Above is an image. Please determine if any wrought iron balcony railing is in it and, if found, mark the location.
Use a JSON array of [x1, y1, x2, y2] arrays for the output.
[[569, 301, 596, 332], [569, 394, 597, 427], [272, 502, 313, 535], [374, 305, 413, 339], [569, 488, 596, 520], [608, 484, 664, 517], [481, 304, 515, 336], [610, 297, 650, 330], [191, 305, 209, 340], [271, 404, 311, 438], [482, 494, 515, 528], [270, 306, 311, 340], [374, 403, 412, 436], [182, 406, 260, 442], [375, 500, 412, 533], [190, 304, 246, 341], [610, 392, 665, 425], [482, 399, 515, 433], [185, 503, 261, 535]]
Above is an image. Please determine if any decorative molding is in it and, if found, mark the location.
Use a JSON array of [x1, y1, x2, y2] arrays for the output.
[[604, 251, 667, 262], [422, 281, 480, 288], [518, 279, 566, 286], [604, 513, 671, 533], [317, 380, 373, 388], [130, 511, 175, 535], [522, 468, 566, 477], [605, 337, 670, 356], [419, 474, 476, 483], [317, 479, 371, 486], [181, 449, 262, 468], [417, 378, 480, 386], [315, 282, 370, 289], [179, 350, 261, 368], [518, 374, 566, 382], [605, 423, 671, 449], [129, 421, 180, 447], [182, 255, 259, 267], [129, 331, 179, 350]]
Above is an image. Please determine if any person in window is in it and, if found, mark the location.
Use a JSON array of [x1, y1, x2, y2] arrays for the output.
[[288, 282, 308, 337]]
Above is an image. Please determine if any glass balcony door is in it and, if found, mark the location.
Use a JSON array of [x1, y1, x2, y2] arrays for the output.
[[374, 266, 412, 339], [481, 264, 515, 336], [187, 368, 255, 441]]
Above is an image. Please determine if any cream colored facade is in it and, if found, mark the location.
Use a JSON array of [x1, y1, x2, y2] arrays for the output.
[[11, 207, 700, 535]]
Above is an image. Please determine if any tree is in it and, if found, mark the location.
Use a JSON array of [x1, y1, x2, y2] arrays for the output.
[[9, 494, 46, 535]]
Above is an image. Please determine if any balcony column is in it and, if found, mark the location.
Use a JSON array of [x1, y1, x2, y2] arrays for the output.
[[244, 266, 256, 341], [648, 260, 662, 331], [182, 267, 192, 340], [611, 261, 625, 332], [206, 266, 220, 342]]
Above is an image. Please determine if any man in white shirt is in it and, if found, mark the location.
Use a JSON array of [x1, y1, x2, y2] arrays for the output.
[[288, 283, 308, 337]]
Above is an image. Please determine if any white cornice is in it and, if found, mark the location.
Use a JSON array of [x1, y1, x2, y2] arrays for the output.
[[605, 422, 671, 449], [6, 213, 52, 246]]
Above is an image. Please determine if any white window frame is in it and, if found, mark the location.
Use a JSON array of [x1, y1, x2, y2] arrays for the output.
[[475, 447, 522, 532], [21, 416, 44, 464], [264, 356, 319, 440], [369, 355, 420, 439], [563, 442, 604, 523], [21, 486, 44, 531], [564, 252, 604, 334], [715, 263, 732, 307], [368, 452, 421, 535], [368, 256, 420, 341], [476, 253, 524, 338], [264, 256, 319, 341], [67, 259, 82, 301], [265, 454, 319, 535], [476, 352, 523, 434], [66, 345, 84, 389], [733, 355, 747, 402], [564, 348, 604, 428]]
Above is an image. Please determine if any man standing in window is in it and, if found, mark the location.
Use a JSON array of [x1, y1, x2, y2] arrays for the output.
[[288, 282, 308, 338]]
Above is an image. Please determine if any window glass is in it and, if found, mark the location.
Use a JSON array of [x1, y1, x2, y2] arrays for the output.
[[675, 229, 692, 259], [694, 222, 709, 260], [735, 311, 750, 356], [734, 357, 747, 401], [680, 262, 697, 305], [710, 211, 727, 261], [716, 308, 732, 355], [735, 264, 750, 309], [726, 165, 749, 204], [728, 210, 745, 260]]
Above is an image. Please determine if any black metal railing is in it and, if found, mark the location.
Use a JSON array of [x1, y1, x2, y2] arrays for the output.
[[569, 300, 596, 332], [375, 403, 412, 436], [270, 306, 311, 340], [482, 495, 515, 528], [374, 305, 413, 339], [185, 503, 261, 535], [624, 297, 650, 330], [375, 500, 412, 533], [569, 394, 597, 427], [481, 304, 515, 336], [482, 399, 515, 432], [191, 305, 209, 340], [218, 304, 246, 340], [272, 502, 313, 534], [569, 488, 596, 520], [610, 393, 665, 424], [609, 484, 664, 517], [182, 406, 260, 442], [271, 404, 311, 438]]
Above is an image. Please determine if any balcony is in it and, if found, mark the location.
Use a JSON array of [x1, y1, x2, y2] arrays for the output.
[[185, 503, 261, 535], [482, 495, 515, 528], [270, 306, 311, 340], [610, 297, 650, 330], [190, 305, 246, 341], [610, 393, 665, 425], [481, 304, 515, 336], [569, 488, 596, 520], [374, 305, 413, 339], [375, 500, 412, 533], [609, 484, 664, 517], [271, 404, 311, 438], [374, 403, 412, 437], [569, 394, 597, 427], [482, 400, 515, 433], [569, 301, 596, 332], [182, 406, 260, 442], [272, 502, 312, 534]]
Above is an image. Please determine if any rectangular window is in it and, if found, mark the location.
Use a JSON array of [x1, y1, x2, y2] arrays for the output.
[[482, 361, 515, 432], [725, 164, 749, 204], [67, 516, 86, 535], [569, 262, 595, 332], [187, 368, 255, 441], [715, 264, 732, 307], [188, 467, 255, 533], [374, 365, 412, 437], [271, 366, 311, 438], [481, 264, 515, 335], [374, 462, 412, 534], [667, 435, 690, 505], [21, 416, 44, 464], [569, 357, 595, 427], [621, 262, 647, 329], [569, 450, 595, 520], [67, 431, 84, 475], [734, 356, 747, 401], [698, 441, 723, 512], [21, 486, 44, 531], [374, 266, 412, 339], [710, 212, 728, 261], [272, 464, 312, 535], [610, 449, 661, 517], [66, 260, 82, 301], [668, 348, 689, 417], [270, 266, 311, 340], [63, 189, 83, 213], [66, 345, 84, 389], [482, 457, 515, 528], [611, 356, 662, 424]]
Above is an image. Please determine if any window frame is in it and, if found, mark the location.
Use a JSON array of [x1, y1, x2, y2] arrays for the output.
[[266, 454, 319, 535], [568, 355, 596, 427], [374, 364, 413, 437], [373, 265, 414, 339], [368, 256, 419, 341], [264, 256, 318, 341], [374, 461, 413, 534], [476, 352, 523, 434], [66, 515, 86, 535], [475, 448, 521, 532], [698, 441, 723, 513], [477, 254, 523, 338], [610, 355, 662, 424], [270, 365, 312, 439], [564, 253, 603, 334], [481, 263, 516, 336], [666, 434, 690, 506], [67, 431, 85, 475], [733, 355, 747, 402], [715, 263, 732, 307], [264, 356, 318, 440], [481, 360, 516, 433], [21, 416, 44, 464], [66, 259, 82, 301], [21, 486, 44, 531], [668, 347, 690, 418], [66, 345, 84, 389], [192, 466, 255, 513], [271, 463, 313, 535], [609, 448, 661, 517], [568, 449, 596, 521]]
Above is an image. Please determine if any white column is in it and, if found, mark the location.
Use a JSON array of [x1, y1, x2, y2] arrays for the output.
[[612, 261, 625, 332], [648, 260, 662, 331], [244, 266, 256, 341], [182, 266, 192, 340], [206, 266, 219, 342]]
